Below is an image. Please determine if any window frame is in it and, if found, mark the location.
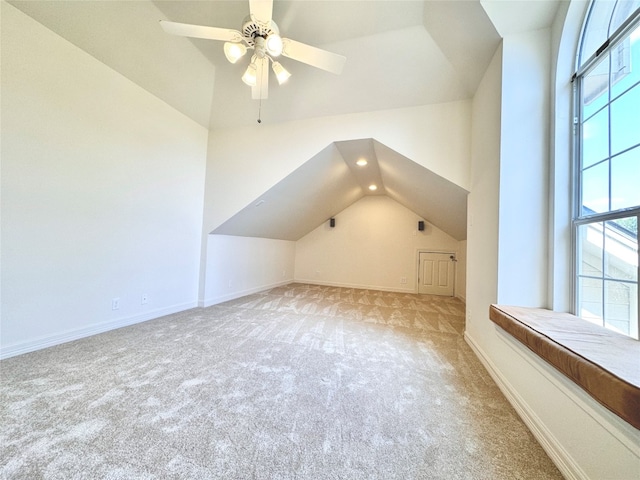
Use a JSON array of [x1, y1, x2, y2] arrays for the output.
[[572, 3, 640, 339]]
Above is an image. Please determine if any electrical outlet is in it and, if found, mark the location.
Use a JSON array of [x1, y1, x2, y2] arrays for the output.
[[112, 298, 120, 310], [141, 294, 148, 305], [400, 277, 407, 284], [228, 280, 233, 288]]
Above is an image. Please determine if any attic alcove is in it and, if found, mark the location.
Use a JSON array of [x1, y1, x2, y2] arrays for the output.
[[211, 138, 468, 242]]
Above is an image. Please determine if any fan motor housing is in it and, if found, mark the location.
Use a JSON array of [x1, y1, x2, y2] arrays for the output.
[[242, 15, 279, 45]]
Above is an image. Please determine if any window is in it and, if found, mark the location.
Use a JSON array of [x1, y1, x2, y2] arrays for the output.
[[574, 0, 640, 339]]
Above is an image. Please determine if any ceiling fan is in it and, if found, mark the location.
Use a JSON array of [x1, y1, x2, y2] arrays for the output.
[[160, 0, 346, 100]]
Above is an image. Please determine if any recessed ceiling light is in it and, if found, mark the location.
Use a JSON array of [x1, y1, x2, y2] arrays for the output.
[[368, 184, 377, 191], [356, 158, 368, 166]]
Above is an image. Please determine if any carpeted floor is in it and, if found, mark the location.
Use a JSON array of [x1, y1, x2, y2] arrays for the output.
[[0, 283, 562, 479]]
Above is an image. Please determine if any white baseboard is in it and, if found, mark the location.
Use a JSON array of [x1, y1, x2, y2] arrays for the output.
[[464, 331, 586, 480], [202, 279, 292, 307], [293, 278, 416, 294], [0, 302, 197, 360]]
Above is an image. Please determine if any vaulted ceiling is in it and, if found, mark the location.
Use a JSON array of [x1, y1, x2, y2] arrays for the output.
[[8, 0, 561, 241], [212, 138, 469, 241], [9, 0, 508, 129]]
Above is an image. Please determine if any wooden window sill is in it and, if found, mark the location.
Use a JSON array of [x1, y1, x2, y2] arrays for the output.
[[489, 305, 640, 430]]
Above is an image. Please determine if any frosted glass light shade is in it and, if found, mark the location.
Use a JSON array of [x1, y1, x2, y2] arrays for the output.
[[224, 42, 247, 64], [242, 62, 257, 86], [272, 61, 291, 85], [265, 34, 283, 57]]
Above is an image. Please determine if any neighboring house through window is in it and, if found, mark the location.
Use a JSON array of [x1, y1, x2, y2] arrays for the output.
[[574, 0, 640, 339]]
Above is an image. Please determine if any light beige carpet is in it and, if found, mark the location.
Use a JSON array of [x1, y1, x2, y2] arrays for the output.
[[0, 283, 562, 479]]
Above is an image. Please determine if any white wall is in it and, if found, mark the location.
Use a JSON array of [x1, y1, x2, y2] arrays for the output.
[[549, 0, 586, 312], [295, 196, 463, 295], [202, 235, 295, 306], [465, 15, 640, 479], [466, 43, 502, 349], [497, 29, 550, 307], [0, 4, 208, 358], [456, 240, 467, 302]]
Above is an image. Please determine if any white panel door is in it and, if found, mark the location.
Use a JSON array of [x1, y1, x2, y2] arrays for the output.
[[418, 252, 455, 296]]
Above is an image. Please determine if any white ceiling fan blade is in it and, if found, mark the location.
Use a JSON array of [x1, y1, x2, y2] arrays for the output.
[[160, 20, 242, 42], [281, 39, 346, 75], [249, 0, 273, 24], [251, 57, 269, 100]]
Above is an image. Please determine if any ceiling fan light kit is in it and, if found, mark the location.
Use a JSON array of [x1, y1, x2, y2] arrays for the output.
[[159, 0, 346, 101]]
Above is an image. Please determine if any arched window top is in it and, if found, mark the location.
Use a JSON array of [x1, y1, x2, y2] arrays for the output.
[[578, 0, 640, 68]]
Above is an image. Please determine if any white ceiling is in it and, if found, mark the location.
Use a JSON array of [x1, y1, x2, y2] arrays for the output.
[[9, 0, 504, 129], [8, 0, 560, 241]]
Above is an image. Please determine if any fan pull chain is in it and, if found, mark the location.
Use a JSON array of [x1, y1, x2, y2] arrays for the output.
[[257, 59, 263, 124]]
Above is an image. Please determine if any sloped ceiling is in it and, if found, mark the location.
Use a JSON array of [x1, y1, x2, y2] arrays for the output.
[[212, 139, 469, 241]]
